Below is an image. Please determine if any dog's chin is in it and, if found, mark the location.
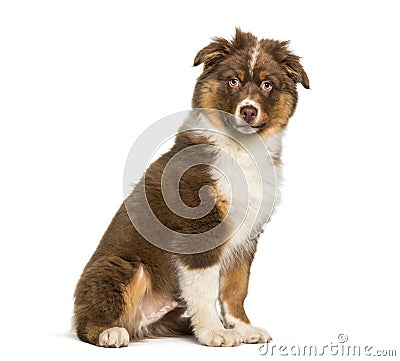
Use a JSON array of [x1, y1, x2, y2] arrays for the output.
[[235, 125, 262, 134], [229, 118, 267, 134]]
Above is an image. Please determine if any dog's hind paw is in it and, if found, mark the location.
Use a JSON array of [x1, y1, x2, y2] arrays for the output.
[[98, 327, 130, 348]]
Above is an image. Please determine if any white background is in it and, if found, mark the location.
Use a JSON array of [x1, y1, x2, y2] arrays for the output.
[[1, 1, 399, 360]]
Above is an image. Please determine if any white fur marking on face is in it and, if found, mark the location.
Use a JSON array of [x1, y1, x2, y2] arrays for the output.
[[249, 42, 260, 77], [234, 97, 261, 123], [98, 327, 130, 348]]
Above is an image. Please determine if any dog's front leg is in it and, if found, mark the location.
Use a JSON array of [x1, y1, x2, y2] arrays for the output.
[[219, 256, 272, 344], [176, 262, 242, 346]]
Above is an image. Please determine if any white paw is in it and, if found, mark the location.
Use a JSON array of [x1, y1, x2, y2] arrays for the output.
[[98, 327, 130, 348], [236, 324, 272, 344], [196, 328, 242, 347]]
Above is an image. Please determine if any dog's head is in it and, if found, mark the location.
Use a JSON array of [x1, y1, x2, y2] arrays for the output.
[[192, 28, 309, 136]]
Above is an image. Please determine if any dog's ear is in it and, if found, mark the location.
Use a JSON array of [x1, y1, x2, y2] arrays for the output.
[[270, 40, 310, 89], [281, 53, 310, 89], [193, 37, 232, 69]]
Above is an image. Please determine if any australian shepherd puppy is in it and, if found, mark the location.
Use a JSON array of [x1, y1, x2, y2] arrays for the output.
[[74, 28, 309, 348]]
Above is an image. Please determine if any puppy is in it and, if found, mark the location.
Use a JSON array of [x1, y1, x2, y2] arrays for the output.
[[74, 28, 309, 348]]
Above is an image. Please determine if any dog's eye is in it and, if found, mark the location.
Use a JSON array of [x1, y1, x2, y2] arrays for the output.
[[261, 81, 272, 91], [229, 78, 240, 88]]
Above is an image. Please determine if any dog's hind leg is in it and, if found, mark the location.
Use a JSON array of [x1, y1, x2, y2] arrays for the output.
[[146, 307, 193, 338], [74, 256, 150, 347]]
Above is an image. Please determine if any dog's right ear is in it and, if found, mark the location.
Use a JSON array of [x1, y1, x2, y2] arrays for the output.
[[193, 37, 232, 69]]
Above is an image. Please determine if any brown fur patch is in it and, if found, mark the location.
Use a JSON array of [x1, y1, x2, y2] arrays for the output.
[[81, 325, 114, 345], [220, 256, 252, 325], [119, 128, 229, 266]]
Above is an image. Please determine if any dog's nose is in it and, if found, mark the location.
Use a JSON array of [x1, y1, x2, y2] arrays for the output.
[[240, 106, 258, 123]]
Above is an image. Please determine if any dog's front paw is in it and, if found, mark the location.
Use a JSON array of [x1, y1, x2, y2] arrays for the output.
[[98, 327, 130, 348], [196, 328, 242, 347], [235, 324, 272, 344]]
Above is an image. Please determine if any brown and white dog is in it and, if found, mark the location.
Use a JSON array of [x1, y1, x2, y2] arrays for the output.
[[74, 28, 309, 348]]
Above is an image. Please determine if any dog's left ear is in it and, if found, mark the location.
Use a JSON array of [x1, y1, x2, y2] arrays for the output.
[[270, 40, 309, 89], [193, 37, 232, 69], [281, 53, 310, 89]]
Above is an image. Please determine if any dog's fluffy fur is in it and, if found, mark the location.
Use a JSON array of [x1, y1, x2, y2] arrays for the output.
[[74, 28, 309, 347]]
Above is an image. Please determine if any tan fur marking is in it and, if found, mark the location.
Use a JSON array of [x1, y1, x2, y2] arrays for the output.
[[220, 259, 251, 324], [283, 64, 299, 78], [259, 93, 294, 138], [120, 265, 151, 331], [273, 159, 282, 167], [259, 70, 268, 81], [215, 190, 229, 219], [195, 87, 229, 132], [237, 70, 245, 82], [198, 79, 219, 109]]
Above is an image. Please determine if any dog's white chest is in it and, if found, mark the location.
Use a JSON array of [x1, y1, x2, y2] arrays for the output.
[[211, 134, 281, 261]]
